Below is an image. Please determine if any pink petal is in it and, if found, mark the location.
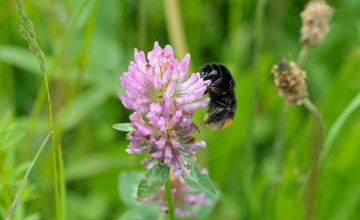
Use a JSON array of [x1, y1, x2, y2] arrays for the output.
[[184, 98, 210, 110], [153, 73, 162, 90], [165, 81, 176, 97], [179, 53, 190, 82], [150, 103, 162, 114], [164, 45, 174, 58], [134, 49, 147, 70], [164, 145, 172, 163]]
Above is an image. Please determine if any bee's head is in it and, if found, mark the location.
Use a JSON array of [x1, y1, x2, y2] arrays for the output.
[[200, 65, 219, 81]]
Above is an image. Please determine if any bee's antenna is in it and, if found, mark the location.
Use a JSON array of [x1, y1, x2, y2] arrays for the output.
[[194, 66, 204, 73]]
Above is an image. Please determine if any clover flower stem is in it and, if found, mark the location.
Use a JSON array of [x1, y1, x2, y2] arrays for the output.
[[302, 98, 325, 220], [165, 178, 176, 220], [297, 46, 308, 66]]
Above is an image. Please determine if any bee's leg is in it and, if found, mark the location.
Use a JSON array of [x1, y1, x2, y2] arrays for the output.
[[214, 99, 229, 109], [208, 85, 223, 94], [211, 76, 223, 86]]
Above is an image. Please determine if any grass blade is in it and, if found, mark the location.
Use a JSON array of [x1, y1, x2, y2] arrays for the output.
[[58, 141, 67, 220], [5, 131, 53, 220], [321, 92, 360, 164], [14, 1, 61, 219]]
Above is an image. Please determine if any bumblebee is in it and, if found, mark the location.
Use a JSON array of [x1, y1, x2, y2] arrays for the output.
[[200, 64, 237, 130]]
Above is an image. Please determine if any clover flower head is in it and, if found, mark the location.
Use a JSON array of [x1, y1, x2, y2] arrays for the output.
[[119, 42, 210, 175], [300, 0, 334, 47], [272, 58, 308, 105], [139, 173, 210, 217]]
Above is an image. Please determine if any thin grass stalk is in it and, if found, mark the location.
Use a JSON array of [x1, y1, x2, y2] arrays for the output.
[[14, 2, 89, 216], [138, 0, 146, 49], [24, 0, 89, 145], [303, 98, 325, 220], [243, 0, 267, 215], [0, 152, 12, 209], [14, 1, 63, 219], [6, 131, 53, 220], [0, 112, 12, 207], [43, 39, 62, 220], [273, 102, 288, 173], [69, 0, 101, 99], [247, 0, 267, 158], [58, 141, 66, 220], [163, 0, 188, 59], [45, 76, 62, 220], [51, 141, 61, 220], [23, 74, 60, 220], [258, 178, 281, 220], [164, 179, 176, 220]]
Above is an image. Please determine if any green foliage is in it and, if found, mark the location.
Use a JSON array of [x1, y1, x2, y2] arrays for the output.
[[321, 92, 360, 164], [0, 112, 39, 220], [5, 131, 52, 220], [1, 0, 360, 219], [118, 171, 220, 220], [113, 123, 135, 132], [182, 163, 216, 195], [118, 171, 162, 220], [137, 164, 170, 199]]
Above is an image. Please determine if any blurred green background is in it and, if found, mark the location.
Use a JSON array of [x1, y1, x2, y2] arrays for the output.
[[1, 0, 360, 219]]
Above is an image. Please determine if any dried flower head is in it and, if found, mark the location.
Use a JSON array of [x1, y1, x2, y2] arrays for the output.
[[300, 0, 334, 47], [119, 42, 210, 175], [139, 172, 210, 217], [272, 58, 308, 105]]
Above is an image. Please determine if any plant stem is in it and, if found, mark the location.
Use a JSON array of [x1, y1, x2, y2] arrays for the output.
[[242, 0, 267, 215], [258, 103, 287, 220], [303, 98, 325, 220], [165, 179, 176, 220], [44, 65, 62, 220], [163, 0, 188, 59], [297, 46, 308, 66], [138, 0, 146, 49], [58, 141, 66, 220], [273, 102, 289, 173], [247, 0, 267, 159]]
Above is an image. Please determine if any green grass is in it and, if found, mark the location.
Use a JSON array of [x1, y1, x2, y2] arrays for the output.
[[1, 0, 360, 219]]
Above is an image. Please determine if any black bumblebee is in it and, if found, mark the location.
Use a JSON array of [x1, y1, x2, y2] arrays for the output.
[[200, 64, 237, 130]]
